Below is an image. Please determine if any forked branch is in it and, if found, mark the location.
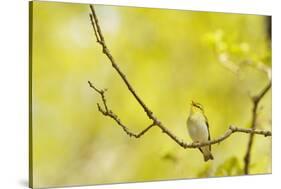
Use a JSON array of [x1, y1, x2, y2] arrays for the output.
[[88, 5, 271, 150], [244, 81, 272, 174]]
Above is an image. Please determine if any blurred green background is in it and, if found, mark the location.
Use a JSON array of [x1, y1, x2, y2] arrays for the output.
[[30, 1, 271, 188]]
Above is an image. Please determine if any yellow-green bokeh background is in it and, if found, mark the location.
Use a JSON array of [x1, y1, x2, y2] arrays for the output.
[[31, 1, 271, 188]]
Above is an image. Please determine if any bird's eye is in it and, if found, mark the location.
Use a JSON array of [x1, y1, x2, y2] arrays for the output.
[[194, 103, 203, 110], [191, 101, 204, 110]]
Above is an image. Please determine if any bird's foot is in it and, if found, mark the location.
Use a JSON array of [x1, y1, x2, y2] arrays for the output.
[[192, 141, 200, 145]]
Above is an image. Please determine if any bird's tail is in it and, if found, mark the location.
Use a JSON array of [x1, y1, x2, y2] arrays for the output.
[[201, 147, 214, 162]]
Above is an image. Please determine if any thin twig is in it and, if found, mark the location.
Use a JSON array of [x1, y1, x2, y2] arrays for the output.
[[244, 81, 271, 174], [88, 81, 156, 138], [88, 4, 271, 152], [89, 14, 101, 43]]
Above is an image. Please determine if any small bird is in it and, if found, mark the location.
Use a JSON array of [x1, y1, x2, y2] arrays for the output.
[[187, 101, 214, 161]]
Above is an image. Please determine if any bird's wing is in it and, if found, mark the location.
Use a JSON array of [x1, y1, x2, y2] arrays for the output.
[[204, 114, 211, 151]]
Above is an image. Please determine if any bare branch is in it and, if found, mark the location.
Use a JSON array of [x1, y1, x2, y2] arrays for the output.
[[89, 14, 101, 43], [88, 81, 108, 112], [244, 80, 272, 174], [88, 5, 271, 157], [252, 81, 272, 103], [184, 126, 271, 148], [89, 5, 154, 118], [88, 81, 156, 138], [88, 81, 271, 149]]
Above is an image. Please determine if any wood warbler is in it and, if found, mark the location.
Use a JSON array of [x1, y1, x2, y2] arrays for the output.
[[187, 101, 214, 161]]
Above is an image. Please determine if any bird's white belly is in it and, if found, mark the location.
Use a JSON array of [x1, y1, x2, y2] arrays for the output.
[[187, 118, 208, 142]]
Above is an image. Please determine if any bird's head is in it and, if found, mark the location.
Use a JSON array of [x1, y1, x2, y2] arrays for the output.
[[190, 100, 204, 114]]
